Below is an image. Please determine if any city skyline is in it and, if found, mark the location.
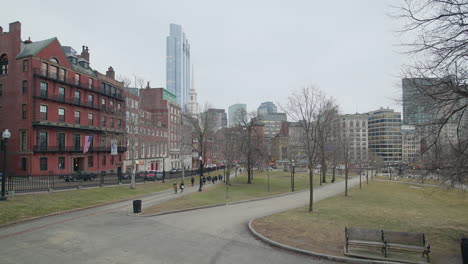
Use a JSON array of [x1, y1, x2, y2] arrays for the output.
[[1, 0, 405, 115]]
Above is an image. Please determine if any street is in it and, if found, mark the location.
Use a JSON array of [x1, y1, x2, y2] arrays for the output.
[[0, 178, 359, 264]]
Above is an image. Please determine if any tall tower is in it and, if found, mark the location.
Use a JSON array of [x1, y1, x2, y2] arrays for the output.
[[187, 68, 199, 117], [166, 23, 191, 112]]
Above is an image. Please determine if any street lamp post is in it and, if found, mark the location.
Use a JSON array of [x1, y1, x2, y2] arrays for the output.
[[291, 160, 295, 192], [223, 161, 226, 183], [1, 129, 11, 201], [199, 156, 203, 192], [162, 156, 166, 183]]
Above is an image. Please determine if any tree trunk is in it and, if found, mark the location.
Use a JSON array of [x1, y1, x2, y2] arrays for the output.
[[247, 152, 252, 184], [345, 166, 348, 197], [308, 163, 314, 212]]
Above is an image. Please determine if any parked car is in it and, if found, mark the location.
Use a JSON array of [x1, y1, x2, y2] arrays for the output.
[[135, 171, 147, 179], [64, 171, 97, 182], [169, 168, 180, 174], [120, 171, 131, 180]]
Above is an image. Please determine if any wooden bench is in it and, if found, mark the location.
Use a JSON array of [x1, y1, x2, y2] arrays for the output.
[[383, 230, 430, 262], [345, 227, 386, 255]]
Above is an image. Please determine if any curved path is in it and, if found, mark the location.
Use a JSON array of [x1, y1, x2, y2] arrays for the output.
[[0, 178, 359, 264]]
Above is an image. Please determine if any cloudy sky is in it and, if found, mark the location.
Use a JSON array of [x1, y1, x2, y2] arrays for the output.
[[2, 0, 405, 114]]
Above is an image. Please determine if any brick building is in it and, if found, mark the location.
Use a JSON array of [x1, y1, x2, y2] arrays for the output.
[[124, 88, 168, 172], [0, 21, 126, 175]]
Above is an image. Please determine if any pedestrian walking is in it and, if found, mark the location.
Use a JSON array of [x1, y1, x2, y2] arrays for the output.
[[173, 182, 178, 194], [202, 176, 206, 185], [180, 182, 185, 193], [207, 175, 211, 183], [212, 177, 215, 184], [218, 174, 221, 181], [191, 176, 195, 187]]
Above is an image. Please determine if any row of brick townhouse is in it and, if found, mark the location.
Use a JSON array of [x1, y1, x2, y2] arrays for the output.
[[0, 21, 126, 175]]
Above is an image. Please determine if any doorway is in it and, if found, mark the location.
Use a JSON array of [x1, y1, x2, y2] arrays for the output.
[[73, 157, 84, 172]]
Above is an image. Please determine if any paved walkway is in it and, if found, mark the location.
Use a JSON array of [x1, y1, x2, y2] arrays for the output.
[[0, 178, 360, 264]]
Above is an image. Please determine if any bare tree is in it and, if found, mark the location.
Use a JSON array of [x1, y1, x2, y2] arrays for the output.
[[238, 110, 262, 184], [218, 127, 242, 186], [282, 86, 332, 212], [394, 0, 468, 185], [316, 99, 338, 184]]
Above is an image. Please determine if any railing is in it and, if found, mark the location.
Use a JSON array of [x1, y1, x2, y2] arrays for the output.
[[33, 69, 125, 101], [4, 168, 224, 194], [33, 145, 127, 153]]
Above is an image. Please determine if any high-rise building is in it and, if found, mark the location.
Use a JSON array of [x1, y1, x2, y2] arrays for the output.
[[257, 101, 277, 116], [334, 113, 369, 163], [401, 125, 420, 165], [228, 103, 246, 127], [368, 108, 402, 164], [166, 23, 190, 112], [206, 108, 227, 131], [258, 113, 287, 139]]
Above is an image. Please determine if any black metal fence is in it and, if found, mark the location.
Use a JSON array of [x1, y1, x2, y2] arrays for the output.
[[4, 167, 225, 194]]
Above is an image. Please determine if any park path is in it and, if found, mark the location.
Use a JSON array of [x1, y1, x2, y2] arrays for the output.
[[0, 177, 360, 264]]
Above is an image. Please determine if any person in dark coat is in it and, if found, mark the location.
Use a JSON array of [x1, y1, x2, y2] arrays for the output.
[[218, 174, 222, 181], [180, 182, 185, 193], [191, 176, 195, 187], [207, 175, 212, 183], [202, 176, 206, 185], [173, 182, 178, 194], [212, 177, 215, 184]]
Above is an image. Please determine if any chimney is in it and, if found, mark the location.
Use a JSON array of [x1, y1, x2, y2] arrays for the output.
[[0, 26, 3, 34], [24, 37, 32, 44], [106, 66, 115, 79], [9, 21, 21, 33], [81, 45, 90, 62], [146, 81, 150, 89]]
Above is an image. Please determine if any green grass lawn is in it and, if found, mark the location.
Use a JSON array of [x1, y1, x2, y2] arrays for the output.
[[0, 180, 196, 226], [253, 181, 468, 264], [144, 170, 341, 214]]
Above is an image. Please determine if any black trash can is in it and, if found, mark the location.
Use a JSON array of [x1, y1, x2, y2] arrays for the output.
[[133, 200, 142, 214], [462, 238, 468, 264]]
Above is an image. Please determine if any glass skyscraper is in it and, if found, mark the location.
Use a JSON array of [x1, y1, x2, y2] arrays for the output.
[[166, 23, 190, 112]]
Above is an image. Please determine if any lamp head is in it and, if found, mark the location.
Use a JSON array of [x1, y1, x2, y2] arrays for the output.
[[2, 129, 11, 139]]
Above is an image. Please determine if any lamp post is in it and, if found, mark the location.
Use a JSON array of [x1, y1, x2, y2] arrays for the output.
[[162, 156, 166, 183], [291, 160, 295, 192], [199, 156, 203, 192], [223, 161, 226, 183], [1, 129, 11, 201]]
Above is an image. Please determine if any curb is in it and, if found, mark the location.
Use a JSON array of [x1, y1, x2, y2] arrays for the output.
[[0, 188, 175, 229], [247, 219, 400, 264]]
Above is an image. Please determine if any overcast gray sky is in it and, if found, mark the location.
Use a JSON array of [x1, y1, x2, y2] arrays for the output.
[[2, 0, 405, 114]]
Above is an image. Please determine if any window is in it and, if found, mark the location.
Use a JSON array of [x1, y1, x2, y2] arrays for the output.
[[40, 157, 48, 171], [38, 131, 48, 150], [40, 82, 48, 97], [75, 91, 81, 104], [73, 133, 81, 151], [58, 157, 65, 170], [59, 87, 65, 101], [74, 73, 80, 85], [110, 117, 114, 128], [101, 115, 106, 126], [110, 100, 114, 110], [22, 60, 29, 72], [50, 66, 58, 79], [88, 156, 94, 167], [22, 104, 27, 119], [117, 103, 121, 110], [88, 112, 94, 125], [87, 94, 94, 107], [101, 98, 106, 109], [40, 105, 48, 120], [117, 119, 122, 128], [102, 154, 106, 166], [58, 68, 65, 81], [88, 79, 93, 89], [110, 155, 114, 165], [50, 58, 59, 64], [21, 158, 27, 171], [41, 62, 47, 76], [22, 80, 28, 94], [20, 131, 27, 151], [57, 133, 65, 151], [58, 108, 65, 122], [74, 111, 80, 124], [0, 54, 9, 75]]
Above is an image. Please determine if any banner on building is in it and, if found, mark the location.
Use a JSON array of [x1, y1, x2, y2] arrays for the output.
[[110, 139, 118, 155], [83, 135, 93, 153]]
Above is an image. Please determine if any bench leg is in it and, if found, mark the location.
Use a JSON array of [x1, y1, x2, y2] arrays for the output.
[[345, 243, 348, 253], [382, 247, 387, 257]]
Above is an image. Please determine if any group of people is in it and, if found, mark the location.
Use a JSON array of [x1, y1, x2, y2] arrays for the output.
[[201, 174, 223, 185], [173, 174, 224, 194]]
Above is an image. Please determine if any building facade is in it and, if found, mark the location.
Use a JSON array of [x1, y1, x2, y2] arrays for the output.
[[368, 108, 402, 164], [257, 112, 287, 139], [166, 24, 190, 112], [0, 21, 126, 175], [401, 125, 421, 165], [207, 108, 227, 131], [334, 113, 369, 164], [124, 89, 168, 173], [257, 101, 277, 116], [228, 103, 246, 127]]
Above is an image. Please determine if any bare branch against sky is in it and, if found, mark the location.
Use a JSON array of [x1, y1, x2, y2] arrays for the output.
[[2, 0, 404, 113]]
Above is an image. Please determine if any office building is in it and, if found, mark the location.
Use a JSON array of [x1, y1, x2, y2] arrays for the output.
[[228, 103, 246, 127]]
